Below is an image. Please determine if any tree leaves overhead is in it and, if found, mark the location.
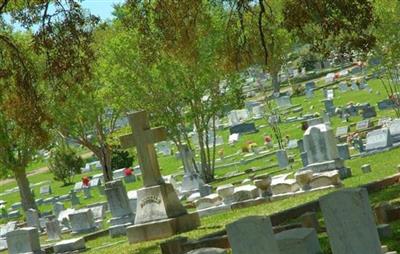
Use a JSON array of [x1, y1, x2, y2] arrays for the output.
[[283, 0, 376, 54]]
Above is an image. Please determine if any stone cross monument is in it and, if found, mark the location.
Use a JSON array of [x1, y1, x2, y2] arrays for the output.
[[120, 111, 167, 187], [120, 111, 200, 243]]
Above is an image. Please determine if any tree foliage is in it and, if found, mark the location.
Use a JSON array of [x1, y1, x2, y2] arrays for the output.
[[49, 144, 84, 186], [283, 0, 376, 54], [0, 0, 98, 210]]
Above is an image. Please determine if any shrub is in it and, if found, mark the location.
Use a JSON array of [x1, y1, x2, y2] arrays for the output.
[[49, 145, 84, 186], [111, 148, 134, 170]]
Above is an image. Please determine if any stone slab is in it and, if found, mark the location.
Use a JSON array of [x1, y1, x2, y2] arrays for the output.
[[226, 216, 280, 254], [319, 188, 382, 254], [275, 228, 322, 254], [53, 237, 85, 253]]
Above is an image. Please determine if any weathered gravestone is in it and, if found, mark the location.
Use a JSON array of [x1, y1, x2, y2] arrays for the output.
[[229, 123, 258, 135], [275, 228, 322, 254], [389, 119, 400, 143], [252, 105, 264, 120], [365, 128, 393, 152], [337, 143, 351, 160], [356, 119, 371, 131], [378, 99, 394, 110], [362, 105, 377, 119], [302, 123, 351, 178], [119, 111, 200, 243], [338, 82, 348, 92], [335, 126, 349, 137], [322, 99, 335, 115], [53, 237, 85, 253], [319, 188, 382, 254], [6, 227, 41, 254], [69, 190, 80, 206], [68, 209, 96, 234], [276, 150, 289, 169], [305, 82, 315, 92], [180, 144, 204, 193], [231, 185, 259, 203], [53, 202, 65, 218], [46, 218, 61, 241], [26, 209, 41, 230], [297, 139, 305, 153], [104, 180, 135, 237], [40, 185, 52, 196], [226, 216, 280, 254]]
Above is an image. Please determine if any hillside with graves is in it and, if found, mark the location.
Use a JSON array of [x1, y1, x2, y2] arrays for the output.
[[1, 1, 400, 254]]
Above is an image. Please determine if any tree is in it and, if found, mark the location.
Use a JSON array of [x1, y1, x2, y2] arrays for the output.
[[49, 144, 84, 186], [282, 0, 376, 55], [371, 0, 400, 117], [0, 0, 98, 211], [97, 1, 243, 182]]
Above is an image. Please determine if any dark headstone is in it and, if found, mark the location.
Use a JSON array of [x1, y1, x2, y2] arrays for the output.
[[229, 123, 258, 135], [362, 106, 377, 119]]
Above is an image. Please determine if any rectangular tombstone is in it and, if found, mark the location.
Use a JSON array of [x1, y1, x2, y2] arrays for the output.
[[53, 237, 85, 253], [68, 209, 96, 234], [335, 126, 349, 137], [389, 119, 400, 143], [319, 188, 382, 254], [6, 227, 41, 254], [275, 228, 322, 254], [40, 185, 52, 195], [365, 128, 392, 151], [46, 219, 61, 241], [229, 123, 258, 135], [26, 209, 41, 230], [276, 150, 289, 169], [104, 180, 135, 236], [337, 143, 351, 160], [356, 120, 370, 131], [226, 216, 280, 254]]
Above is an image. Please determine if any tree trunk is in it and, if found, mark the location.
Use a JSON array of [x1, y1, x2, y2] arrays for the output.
[[98, 145, 113, 182], [271, 72, 280, 94], [197, 130, 212, 183], [14, 167, 37, 212]]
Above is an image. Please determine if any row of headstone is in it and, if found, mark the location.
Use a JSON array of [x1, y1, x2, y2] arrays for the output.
[[225, 188, 383, 254]]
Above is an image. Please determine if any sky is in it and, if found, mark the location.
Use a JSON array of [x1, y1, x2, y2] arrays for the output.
[[81, 0, 126, 20]]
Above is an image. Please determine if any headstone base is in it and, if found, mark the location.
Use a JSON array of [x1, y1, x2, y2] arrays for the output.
[[109, 222, 132, 237], [302, 159, 351, 179], [127, 212, 200, 244]]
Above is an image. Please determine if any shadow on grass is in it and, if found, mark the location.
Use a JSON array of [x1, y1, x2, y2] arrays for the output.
[[133, 245, 160, 254], [370, 184, 400, 205]]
